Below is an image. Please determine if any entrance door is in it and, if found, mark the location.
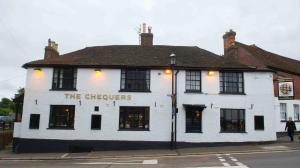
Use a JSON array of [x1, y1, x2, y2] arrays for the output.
[[185, 107, 203, 133]]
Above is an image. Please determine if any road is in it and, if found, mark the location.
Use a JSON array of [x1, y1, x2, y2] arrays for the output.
[[1, 150, 300, 168]]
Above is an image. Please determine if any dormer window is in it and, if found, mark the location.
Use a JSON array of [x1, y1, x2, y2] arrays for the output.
[[52, 68, 77, 90]]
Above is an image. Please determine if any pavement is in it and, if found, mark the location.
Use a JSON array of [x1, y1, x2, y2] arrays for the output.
[[0, 136, 299, 161]]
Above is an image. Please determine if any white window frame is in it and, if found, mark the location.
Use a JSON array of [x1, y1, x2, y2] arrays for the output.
[[280, 103, 287, 121], [294, 104, 300, 121]]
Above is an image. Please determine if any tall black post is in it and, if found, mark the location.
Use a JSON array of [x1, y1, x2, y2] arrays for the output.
[[171, 64, 174, 149]]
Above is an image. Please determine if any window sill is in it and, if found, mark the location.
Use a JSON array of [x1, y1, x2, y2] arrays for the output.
[[29, 128, 39, 130], [119, 90, 151, 93], [219, 92, 246, 95], [254, 129, 265, 131], [47, 127, 75, 130], [118, 128, 150, 131], [49, 89, 77, 91], [185, 131, 203, 133], [91, 128, 101, 130], [280, 120, 287, 122], [184, 91, 203, 94], [219, 131, 247, 133]]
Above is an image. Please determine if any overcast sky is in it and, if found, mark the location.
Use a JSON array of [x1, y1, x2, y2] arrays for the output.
[[0, 0, 300, 99]]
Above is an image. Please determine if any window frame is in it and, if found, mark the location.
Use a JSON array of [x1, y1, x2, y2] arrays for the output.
[[185, 70, 202, 93], [280, 103, 287, 121], [220, 108, 246, 133], [29, 114, 40, 129], [120, 69, 151, 92], [51, 68, 77, 90], [91, 114, 102, 130], [119, 106, 150, 131], [48, 105, 75, 129], [219, 71, 244, 94], [254, 115, 264, 130], [294, 104, 300, 121]]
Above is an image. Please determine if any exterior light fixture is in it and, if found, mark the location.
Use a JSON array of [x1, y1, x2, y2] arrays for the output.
[[95, 69, 102, 75], [34, 68, 42, 74], [170, 53, 176, 65], [208, 71, 214, 76], [165, 69, 171, 74]]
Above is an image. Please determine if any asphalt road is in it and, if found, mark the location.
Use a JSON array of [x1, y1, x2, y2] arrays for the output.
[[1, 150, 300, 168]]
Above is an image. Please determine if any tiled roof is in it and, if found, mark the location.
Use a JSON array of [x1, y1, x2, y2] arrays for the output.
[[236, 42, 300, 75], [24, 45, 257, 70]]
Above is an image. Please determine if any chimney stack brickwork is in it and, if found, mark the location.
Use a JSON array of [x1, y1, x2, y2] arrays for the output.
[[140, 23, 153, 46], [223, 29, 236, 54], [44, 38, 59, 60]]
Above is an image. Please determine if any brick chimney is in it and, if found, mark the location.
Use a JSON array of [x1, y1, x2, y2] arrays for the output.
[[44, 38, 59, 59], [223, 29, 236, 54], [140, 23, 153, 46]]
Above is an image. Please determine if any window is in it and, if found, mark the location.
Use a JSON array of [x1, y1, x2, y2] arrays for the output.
[[220, 109, 245, 132], [186, 108, 202, 132], [254, 116, 264, 130], [120, 69, 150, 92], [119, 107, 149, 130], [94, 106, 99, 112], [280, 103, 287, 121], [185, 71, 201, 92], [52, 68, 77, 90], [220, 72, 244, 94], [91, 115, 101, 130], [294, 104, 300, 121], [29, 114, 40, 129], [49, 105, 75, 129]]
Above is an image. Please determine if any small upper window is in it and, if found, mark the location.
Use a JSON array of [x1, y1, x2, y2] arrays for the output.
[[220, 72, 244, 94], [52, 68, 77, 90], [29, 114, 40, 129], [120, 69, 150, 92], [185, 71, 201, 92]]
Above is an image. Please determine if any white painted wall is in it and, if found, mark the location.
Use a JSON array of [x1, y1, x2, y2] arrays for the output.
[[275, 99, 300, 132], [15, 68, 277, 142]]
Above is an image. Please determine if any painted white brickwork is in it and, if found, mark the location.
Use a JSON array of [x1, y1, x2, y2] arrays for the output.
[[14, 68, 277, 142]]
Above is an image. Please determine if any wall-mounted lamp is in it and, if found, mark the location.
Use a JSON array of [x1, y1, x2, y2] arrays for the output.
[[34, 68, 42, 74], [95, 69, 102, 75], [208, 71, 214, 76], [165, 69, 171, 74]]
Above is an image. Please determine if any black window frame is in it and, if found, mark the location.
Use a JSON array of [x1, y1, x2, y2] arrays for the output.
[[91, 115, 102, 130], [119, 106, 150, 131], [94, 106, 99, 112], [29, 114, 40, 129], [185, 70, 202, 93], [48, 105, 75, 129], [52, 68, 77, 90], [120, 69, 150, 92], [219, 71, 244, 94], [254, 116, 264, 130], [220, 108, 246, 133], [185, 107, 203, 133]]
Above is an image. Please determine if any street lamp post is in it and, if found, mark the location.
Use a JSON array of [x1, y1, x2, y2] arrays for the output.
[[170, 53, 176, 149]]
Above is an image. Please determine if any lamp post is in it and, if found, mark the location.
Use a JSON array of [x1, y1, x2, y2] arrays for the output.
[[170, 53, 176, 149]]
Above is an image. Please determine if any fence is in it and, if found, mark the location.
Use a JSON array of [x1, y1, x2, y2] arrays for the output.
[[0, 122, 14, 150]]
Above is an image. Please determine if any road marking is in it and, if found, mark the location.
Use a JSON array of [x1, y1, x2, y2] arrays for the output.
[[261, 145, 290, 150], [74, 159, 158, 165], [143, 159, 158, 164], [235, 162, 245, 166], [61, 153, 69, 158], [186, 166, 248, 168], [222, 162, 231, 166], [219, 159, 226, 162]]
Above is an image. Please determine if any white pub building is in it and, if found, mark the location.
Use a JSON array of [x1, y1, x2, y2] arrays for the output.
[[13, 25, 277, 153]]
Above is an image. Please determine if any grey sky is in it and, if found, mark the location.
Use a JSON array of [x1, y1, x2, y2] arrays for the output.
[[0, 0, 300, 99]]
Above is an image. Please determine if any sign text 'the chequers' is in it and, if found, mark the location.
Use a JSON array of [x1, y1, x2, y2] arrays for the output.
[[64, 93, 132, 101]]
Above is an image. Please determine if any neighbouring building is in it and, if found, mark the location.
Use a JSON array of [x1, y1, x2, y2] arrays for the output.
[[13, 25, 277, 153], [223, 30, 300, 136]]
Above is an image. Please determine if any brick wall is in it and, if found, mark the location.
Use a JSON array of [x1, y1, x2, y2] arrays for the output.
[[273, 71, 300, 99]]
